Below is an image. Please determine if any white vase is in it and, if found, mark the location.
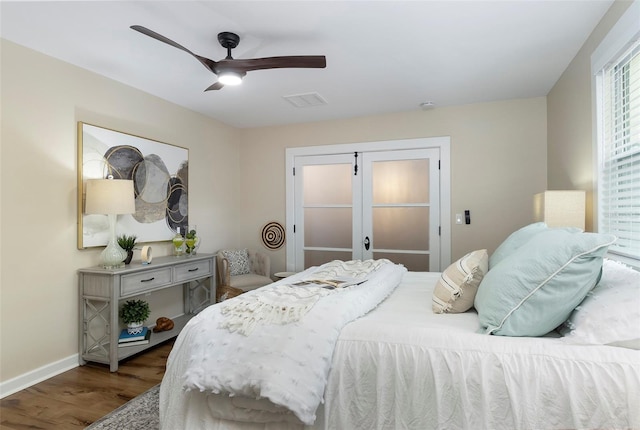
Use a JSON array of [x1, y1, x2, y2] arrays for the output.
[[127, 322, 144, 335]]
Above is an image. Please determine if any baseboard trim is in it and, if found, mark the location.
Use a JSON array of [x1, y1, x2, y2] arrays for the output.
[[0, 354, 79, 398]]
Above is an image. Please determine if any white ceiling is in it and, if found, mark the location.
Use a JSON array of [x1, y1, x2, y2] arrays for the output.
[[0, 1, 613, 129]]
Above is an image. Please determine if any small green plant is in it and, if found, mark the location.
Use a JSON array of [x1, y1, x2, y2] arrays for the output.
[[119, 299, 150, 324], [117, 234, 137, 252], [186, 229, 197, 239]]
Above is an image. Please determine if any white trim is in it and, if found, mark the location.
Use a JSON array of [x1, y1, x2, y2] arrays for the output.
[[591, 0, 640, 262], [285, 137, 451, 271], [591, 0, 640, 73], [0, 354, 79, 398]]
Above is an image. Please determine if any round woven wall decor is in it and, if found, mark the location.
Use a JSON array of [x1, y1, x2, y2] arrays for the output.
[[261, 221, 285, 250]]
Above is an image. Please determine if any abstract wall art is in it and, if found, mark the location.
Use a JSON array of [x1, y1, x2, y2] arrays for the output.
[[77, 122, 189, 249]]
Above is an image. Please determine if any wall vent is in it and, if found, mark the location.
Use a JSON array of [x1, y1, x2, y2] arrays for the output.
[[283, 92, 328, 108]]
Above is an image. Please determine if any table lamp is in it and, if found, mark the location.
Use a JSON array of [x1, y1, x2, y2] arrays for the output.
[[85, 177, 136, 268], [533, 190, 586, 230]]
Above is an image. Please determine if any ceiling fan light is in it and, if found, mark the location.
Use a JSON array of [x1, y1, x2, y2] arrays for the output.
[[218, 71, 242, 86]]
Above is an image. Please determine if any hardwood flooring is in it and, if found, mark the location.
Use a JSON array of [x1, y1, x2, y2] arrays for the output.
[[0, 339, 174, 429]]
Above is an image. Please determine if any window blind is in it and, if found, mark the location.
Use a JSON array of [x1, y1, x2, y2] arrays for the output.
[[599, 39, 640, 261]]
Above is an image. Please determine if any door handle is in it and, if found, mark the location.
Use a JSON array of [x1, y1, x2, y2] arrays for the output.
[[364, 236, 370, 251]]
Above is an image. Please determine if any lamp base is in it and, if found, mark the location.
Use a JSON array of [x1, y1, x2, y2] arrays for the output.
[[100, 242, 127, 269], [101, 213, 127, 269]]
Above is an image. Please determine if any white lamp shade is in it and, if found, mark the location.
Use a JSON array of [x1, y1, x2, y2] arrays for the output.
[[85, 179, 135, 215], [533, 190, 586, 230]]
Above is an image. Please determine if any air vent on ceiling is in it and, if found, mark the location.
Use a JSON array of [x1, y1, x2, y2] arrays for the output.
[[283, 92, 328, 108]]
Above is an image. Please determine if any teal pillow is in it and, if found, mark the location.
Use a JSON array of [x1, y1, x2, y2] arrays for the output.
[[475, 230, 616, 337], [489, 222, 548, 269]]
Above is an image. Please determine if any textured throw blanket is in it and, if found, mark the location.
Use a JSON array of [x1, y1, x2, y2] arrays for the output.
[[219, 259, 390, 335], [181, 259, 406, 425]]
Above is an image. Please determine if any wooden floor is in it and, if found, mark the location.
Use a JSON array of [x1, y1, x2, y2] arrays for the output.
[[0, 339, 174, 429]]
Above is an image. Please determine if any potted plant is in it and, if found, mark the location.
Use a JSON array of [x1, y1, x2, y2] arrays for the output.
[[117, 234, 137, 264], [185, 228, 200, 255], [120, 299, 150, 334]]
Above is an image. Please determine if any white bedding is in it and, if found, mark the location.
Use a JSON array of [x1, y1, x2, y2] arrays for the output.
[[160, 271, 640, 430]]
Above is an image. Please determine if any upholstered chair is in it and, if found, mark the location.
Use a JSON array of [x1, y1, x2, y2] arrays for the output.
[[216, 249, 272, 301]]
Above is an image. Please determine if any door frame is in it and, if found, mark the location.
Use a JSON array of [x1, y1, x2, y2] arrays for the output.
[[285, 137, 451, 272]]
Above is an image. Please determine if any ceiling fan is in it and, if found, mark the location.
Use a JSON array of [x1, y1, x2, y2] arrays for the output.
[[130, 25, 327, 91]]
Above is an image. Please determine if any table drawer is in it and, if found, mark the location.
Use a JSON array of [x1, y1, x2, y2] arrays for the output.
[[121, 267, 172, 296], [174, 259, 213, 282]]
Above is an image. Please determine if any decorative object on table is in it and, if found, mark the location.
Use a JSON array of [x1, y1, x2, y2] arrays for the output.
[[261, 221, 285, 250], [172, 227, 185, 256], [140, 245, 153, 264], [153, 317, 175, 333], [84, 177, 136, 269], [118, 326, 149, 343], [533, 190, 586, 230], [77, 122, 189, 250], [117, 234, 137, 264], [120, 299, 151, 335], [118, 329, 151, 347], [185, 227, 200, 256]]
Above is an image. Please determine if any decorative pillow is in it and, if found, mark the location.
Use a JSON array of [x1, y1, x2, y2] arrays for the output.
[[432, 249, 488, 313], [489, 222, 583, 269], [475, 230, 616, 337], [558, 259, 640, 349], [221, 249, 250, 276], [489, 222, 548, 269]]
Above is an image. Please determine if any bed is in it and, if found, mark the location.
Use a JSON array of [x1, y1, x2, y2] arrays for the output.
[[160, 225, 640, 430]]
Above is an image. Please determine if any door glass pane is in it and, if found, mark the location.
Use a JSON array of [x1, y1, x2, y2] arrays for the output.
[[372, 159, 429, 204], [305, 250, 353, 269], [304, 164, 352, 205], [374, 252, 429, 272], [373, 207, 429, 250], [304, 208, 352, 248]]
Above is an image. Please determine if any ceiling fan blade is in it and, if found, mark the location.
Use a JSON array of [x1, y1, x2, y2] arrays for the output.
[[218, 56, 326, 73], [204, 82, 224, 91], [130, 25, 217, 73]]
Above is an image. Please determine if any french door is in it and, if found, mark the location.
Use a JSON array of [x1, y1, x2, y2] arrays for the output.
[[292, 148, 440, 271]]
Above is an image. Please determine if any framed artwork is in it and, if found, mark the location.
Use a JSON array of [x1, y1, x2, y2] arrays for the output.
[[77, 122, 189, 249]]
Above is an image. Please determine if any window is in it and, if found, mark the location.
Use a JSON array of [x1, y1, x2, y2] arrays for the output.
[[593, 2, 640, 265]]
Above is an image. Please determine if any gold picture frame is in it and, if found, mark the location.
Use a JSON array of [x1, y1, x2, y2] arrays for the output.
[[77, 122, 189, 249]]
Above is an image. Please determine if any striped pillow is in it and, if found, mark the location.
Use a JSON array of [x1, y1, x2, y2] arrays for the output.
[[432, 249, 488, 314]]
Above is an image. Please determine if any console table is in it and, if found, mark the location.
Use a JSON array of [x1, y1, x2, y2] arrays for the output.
[[78, 253, 216, 371]]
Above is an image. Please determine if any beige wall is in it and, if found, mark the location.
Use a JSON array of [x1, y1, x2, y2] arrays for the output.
[[0, 39, 241, 384], [547, 0, 633, 232], [238, 97, 548, 274], [1, 40, 548, 389]]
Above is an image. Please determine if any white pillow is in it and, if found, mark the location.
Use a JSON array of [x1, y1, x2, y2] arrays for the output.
[[432, 249, 488, 313], [559, 259, 640, 349]]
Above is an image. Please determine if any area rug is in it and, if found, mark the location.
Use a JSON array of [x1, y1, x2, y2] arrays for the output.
[[85, 384, 159, 429]]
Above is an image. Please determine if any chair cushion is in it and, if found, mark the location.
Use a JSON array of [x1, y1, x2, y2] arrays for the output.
[[221, 249, 251, 276], [229, 273, 273, 292]]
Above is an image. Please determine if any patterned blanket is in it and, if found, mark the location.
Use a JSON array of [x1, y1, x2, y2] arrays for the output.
[[181, 259, 406, 425]]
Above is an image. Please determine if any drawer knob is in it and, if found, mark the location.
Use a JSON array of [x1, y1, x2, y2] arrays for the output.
[[188, 268, 199, 272], [140, 277, 155, 282]]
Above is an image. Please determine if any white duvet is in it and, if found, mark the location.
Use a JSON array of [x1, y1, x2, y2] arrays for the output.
[[161, 271, 640, 430], [166, 259, 406, 426]]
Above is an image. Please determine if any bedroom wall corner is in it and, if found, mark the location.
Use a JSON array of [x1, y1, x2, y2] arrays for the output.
[[546, 0, 633, 232]]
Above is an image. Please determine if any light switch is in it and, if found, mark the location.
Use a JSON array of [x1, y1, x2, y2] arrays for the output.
[[455, 213, 463, 224]]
